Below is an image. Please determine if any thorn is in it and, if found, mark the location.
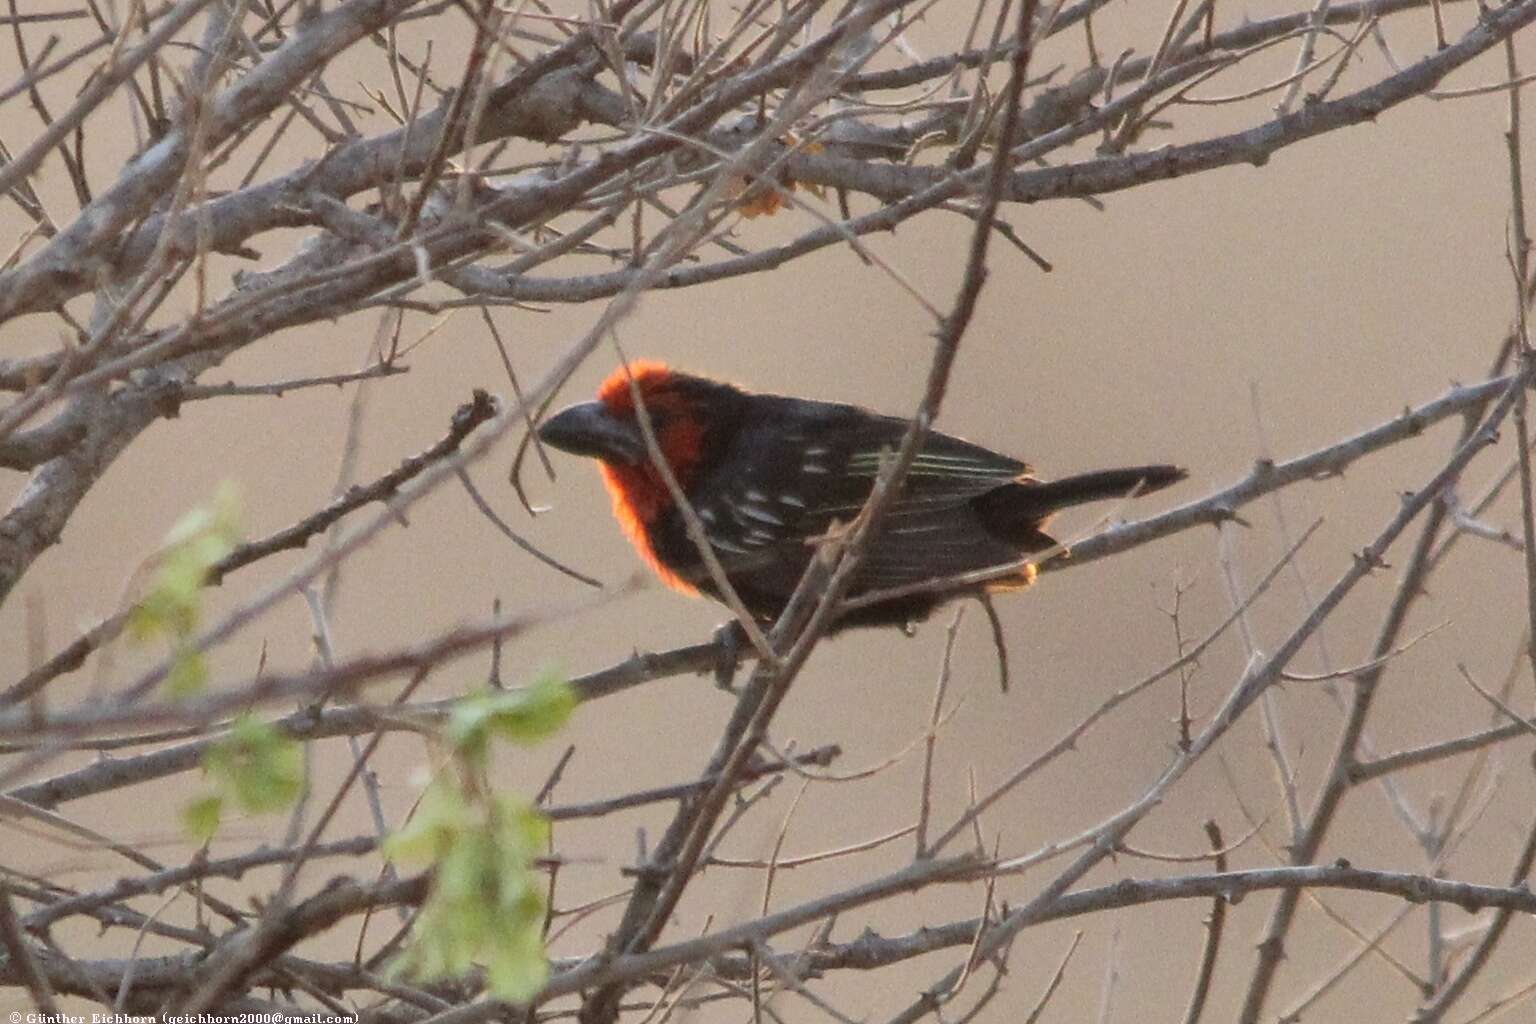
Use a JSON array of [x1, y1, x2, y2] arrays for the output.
[[1353, 548, 1388, 571], [1209, 505, 1251, 528]]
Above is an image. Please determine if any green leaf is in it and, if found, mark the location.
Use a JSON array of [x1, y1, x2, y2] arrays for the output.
[[385, 670, 565, 1001], [447, 673, 575, 760], [487, 923, 549, 1003], [181, 794, 223, 844], [492, 796, 550, 863], [229, 743, 304, 812], [164, 481, 241, 549], [201, 715, 305, 822], [165, 648, 208, 699], [384, 780, 473, 865], [128, 485, 244, 695], [387, 783, 552, 1004]]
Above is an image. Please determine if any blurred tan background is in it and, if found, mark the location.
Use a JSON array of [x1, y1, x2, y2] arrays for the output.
[[4, 0, 1536, 1018]]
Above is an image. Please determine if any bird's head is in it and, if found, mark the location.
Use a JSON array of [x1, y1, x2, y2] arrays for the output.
[[539, 361, 745, 526]]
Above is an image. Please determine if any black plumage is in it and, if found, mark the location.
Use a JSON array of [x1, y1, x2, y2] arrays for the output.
[[538, 363, 1186, 630]]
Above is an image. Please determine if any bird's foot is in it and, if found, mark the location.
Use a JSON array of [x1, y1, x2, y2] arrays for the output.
[[712, 620, 747, 691]]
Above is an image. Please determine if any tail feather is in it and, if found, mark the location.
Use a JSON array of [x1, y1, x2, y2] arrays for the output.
[[975, 464, 1186, 534], [1026, 465, 1186, 517]]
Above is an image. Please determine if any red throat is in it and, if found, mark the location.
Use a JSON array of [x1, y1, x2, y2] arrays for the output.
[[593, 362, 707, 594]]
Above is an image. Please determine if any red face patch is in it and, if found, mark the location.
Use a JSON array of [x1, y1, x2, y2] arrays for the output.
[[597, 360, 675, 414], [592, 362, 710, 595]]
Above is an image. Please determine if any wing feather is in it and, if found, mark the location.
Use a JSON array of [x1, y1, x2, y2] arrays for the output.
[[681, 398, 1029, 601]]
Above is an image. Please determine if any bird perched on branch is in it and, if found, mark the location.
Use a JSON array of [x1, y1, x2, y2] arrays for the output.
[[537, 362, 1186, 637]]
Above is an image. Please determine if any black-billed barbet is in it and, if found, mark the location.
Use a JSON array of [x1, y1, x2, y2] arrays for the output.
[[538, 362, 1186, 630]]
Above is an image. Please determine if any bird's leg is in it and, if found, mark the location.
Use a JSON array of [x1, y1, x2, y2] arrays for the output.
[[712, 619, 748, 691]]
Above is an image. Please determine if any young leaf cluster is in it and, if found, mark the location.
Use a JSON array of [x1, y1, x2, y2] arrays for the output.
[[184, 713, 306, 842], [386, 672, 575, 1003], [127, 483, 242, 698]]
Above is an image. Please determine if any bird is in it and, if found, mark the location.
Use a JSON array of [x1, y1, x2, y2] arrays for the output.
[[536, 361, 1187, 636]]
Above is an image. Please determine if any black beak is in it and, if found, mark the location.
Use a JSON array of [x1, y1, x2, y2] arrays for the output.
[[537, 401, 647, 465]]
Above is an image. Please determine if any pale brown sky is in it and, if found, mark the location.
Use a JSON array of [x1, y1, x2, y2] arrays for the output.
[[2, 0, 1535, 1017]]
